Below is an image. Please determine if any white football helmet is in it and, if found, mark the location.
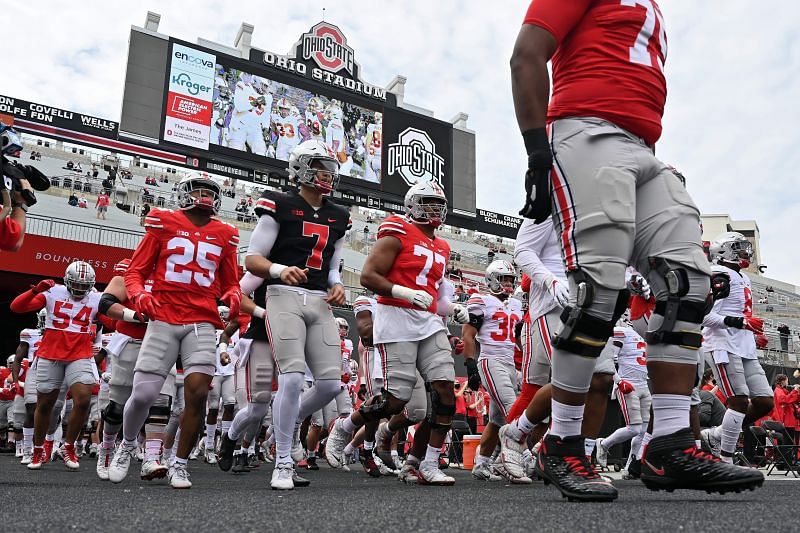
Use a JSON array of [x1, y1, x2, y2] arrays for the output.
[[404, 181, 447, 228], [287, 140, 340, 193], [37, 308, 47, 330], [374, 112, 382, 126], [336, 317, 349, 338], [616, 309, 633, 329], [349, 359, 359, 375], [277, 98, 291, 117], [177, 172, 221, 214], [709, 231, 753, 268], [64, 261, 96, 299], [486, 260, 517, 296], [307, 97, 323, 114], [511, 286, 528, 312], [218, 305, 230, 322]]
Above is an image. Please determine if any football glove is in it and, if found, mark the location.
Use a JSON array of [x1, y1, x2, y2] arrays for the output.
[[617, 379, 635, 395], [133, 292, 160, 320], [519, 127, 553, 223], [31, 279, 55, 294], [545, 276, 569, 308], [626, 274, 651, 300], [464, 358, 482, 391], [451, 304, 469, 324], [221, 287, 242, 321]]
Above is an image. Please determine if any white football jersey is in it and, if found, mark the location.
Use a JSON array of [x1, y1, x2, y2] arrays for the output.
[[613, 326, 648, 384], [467, 293, 523, 363], [271, 114, 301, 151], [19, 328, 42, 362], [341, 338, 354, 385], [365, 124, 382, 157], [353, 295, 377, 317], [514, 218, 566, 319], [702, 264, 756, 358]]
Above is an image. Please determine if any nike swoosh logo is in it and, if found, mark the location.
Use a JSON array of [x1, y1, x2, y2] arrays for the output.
[[644, 459, 665, 476], [328, 218, 337, 223], [207, 236, 216, 240]]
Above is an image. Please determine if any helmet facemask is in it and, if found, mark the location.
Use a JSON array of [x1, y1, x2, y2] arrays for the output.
[[407, 195, 447, 228], [297, 156, 340, 194], [178, 178, 221, 214]]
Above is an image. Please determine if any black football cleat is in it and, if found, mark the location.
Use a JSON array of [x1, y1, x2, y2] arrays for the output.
[[218, 433, 237, 472], [232, 453, 251, 474], [625, 457, 642, 480], [292, 472, 311, 487], [306, 456, 320, 470], [641, 428, 764, 494], [535, 435, 618, 502]]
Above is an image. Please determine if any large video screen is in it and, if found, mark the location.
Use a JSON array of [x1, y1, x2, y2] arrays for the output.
[[210, 66, 383, 183]]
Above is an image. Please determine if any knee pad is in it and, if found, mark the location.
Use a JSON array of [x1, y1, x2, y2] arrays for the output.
[[146, 404, 172, 426], [645, 259, 708, 349], [427, 386, 456, 431], [101, 400, 125, 426], [358, 393, 389, 421]]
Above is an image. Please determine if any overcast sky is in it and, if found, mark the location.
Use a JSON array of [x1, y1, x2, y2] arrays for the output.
[[2, 1, 798, 285]]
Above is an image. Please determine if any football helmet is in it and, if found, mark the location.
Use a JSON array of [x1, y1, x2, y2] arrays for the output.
[[511, 286, 529, 312], [349, 359, 359, 375], [374, 112, 382, 126], [404, 181, 447, 228], [7, 354, 13, 366], [290, 106, 301, 118], [709, 231, 753, 268], [277, 98, 291, 117], [287, 140, 340, 193], [0, 122, 22, 156], [616, 309, 633, 329], [64, 261, 96, 300], [336, 317, 349, 338], [307, 97, 323, 114], [177, 172, 222, 214], [37, 308, 47, 330], [218, 305, 230, 322], [485, 260, 517, 296]]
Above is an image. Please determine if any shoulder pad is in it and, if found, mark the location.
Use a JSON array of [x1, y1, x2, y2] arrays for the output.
[[377, 216, 408, 239]]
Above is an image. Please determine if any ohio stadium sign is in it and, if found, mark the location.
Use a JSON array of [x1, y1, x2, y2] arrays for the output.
[[257, 22, 386, 101]]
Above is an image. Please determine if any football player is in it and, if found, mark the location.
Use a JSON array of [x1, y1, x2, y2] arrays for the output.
[[363, 113, 382, 183], [596, 314, 651, 471], [10, 309, 45, 464], [202, 305, 237, 465], [461, 260, 526, 482], [700, 232, 773, 462], [227, 72, 271, 155], [511, 0, 762, 499], [325, 180, 469, 486], [271, 98, 302, 161], [244, 139, 350, 490], [10, 262, 101, 470], [110, 173, 241, 489]]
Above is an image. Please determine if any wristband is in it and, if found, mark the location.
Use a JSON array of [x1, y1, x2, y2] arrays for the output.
[[522, 127, 549, 156], [269, 263, 288, 279], [218, 342, 229, 354], [253, 306, 266, 320], [121, 308, 139, 323]]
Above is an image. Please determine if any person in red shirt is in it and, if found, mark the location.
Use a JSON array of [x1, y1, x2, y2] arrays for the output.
[[10, 261, 100, 470], [95, 192, 110, 220], [700, 368, 727, 406], [772, 374, 800, 434], [511, 0, 761, 500], [109, 172, 241, 489]]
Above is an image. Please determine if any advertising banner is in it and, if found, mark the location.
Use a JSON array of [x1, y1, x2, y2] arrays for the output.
[[163, 44, 217, 150], [0, 94, 118, 139]]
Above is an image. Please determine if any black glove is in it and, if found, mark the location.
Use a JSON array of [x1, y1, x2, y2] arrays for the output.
[[723, 316, 744, 329], [710, 273, 731, 300], [519, 127, 553, 223], [464, 358, 482, 391]]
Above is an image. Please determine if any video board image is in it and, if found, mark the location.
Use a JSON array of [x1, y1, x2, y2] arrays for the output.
[[210, 66, 383, 183]]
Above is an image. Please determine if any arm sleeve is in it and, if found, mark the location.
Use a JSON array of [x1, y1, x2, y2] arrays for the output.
[[436, 278, 456, 317], [123, 231, 161, 298], [239, 272, 264, 296], [523, 0, 593, 44], [327, 236, 345, 287], [514, 219, 557, 288], [10, 291, 46, 313], [246, 215, 280, 257]]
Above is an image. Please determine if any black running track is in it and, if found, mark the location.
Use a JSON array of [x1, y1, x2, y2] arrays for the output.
[[1, 454, 795, 532]]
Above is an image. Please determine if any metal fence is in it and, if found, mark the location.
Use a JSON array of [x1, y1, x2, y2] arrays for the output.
[[26, 214, 144, 250]]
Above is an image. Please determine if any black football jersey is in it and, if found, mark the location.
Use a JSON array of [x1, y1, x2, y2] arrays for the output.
[[254, 190, 351, 292], [242, 283, 267, 341]]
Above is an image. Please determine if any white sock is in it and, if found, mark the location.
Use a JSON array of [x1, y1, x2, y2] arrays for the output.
[[516, 412, 535, 434], [475, 454, 491, 466], [584, 438, 596, 457], [651, 394, 690, 438], [695, 439, 702, 449], [637, 432, 652, 459], [145, 439, 162, 461], [344, 442, 355, 455], [220, 420, 232, 434], [23, 427, 34, 451], [45, 433, 55, 442], [407, 454, 420, 466], [719, 409, 745, 455], [424, 444, 440, 463], [364, 440, 374, 451], [205, 423, 217, 449], [550, 400, 584, 438]]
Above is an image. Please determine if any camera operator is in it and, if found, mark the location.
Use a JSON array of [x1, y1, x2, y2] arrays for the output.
[[1, 123, 50, 252]]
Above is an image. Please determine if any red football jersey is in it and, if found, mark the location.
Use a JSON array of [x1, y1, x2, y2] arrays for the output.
[[124, 208, 240, 327], [525, 0, 667, 145], [376, 215, 451, 314]]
